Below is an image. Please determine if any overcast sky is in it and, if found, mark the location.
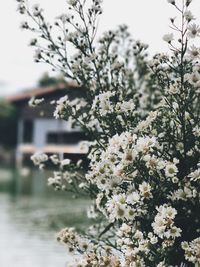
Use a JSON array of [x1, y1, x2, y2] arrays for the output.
[[0, 0, 200, 97]]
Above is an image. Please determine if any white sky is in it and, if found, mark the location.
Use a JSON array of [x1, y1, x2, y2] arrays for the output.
[[0, 0, 200, 97]]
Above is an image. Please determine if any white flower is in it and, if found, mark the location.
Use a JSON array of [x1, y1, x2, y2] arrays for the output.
[[50, 154, 60, 165], [34, 48, 42, 61], [92, 91, 115, 116], [167, 226, 182, 238], [163, 33, 174, 43], [135, 111, 158, 132], [48, 172, 62, 188], [148, 232, 158, 244], [136, 136, 157, 153], [189, 169, 200, 181], [193, 126, 200, 137], [167, 84, 179, 95], [79, 141, 90, 154], [91, 4, 102, 13], [188, 45, 200, 59], [67, 0, 78, 6], [54, 95, 69, 119], [32, 4, 42, 16], [31, 152, 48, 166], [187, 23, 200, 38], [87, 205, 98, 219], [139, 182, 152, 198], [120, 223, 131, 234], [28, 96, 44, 107], [126, 192, 140, 203], [152, 205, 181, 239], [157, 261, 167, 267], [184, 10, 195, 22], [185, 72, 200, 87], [165, 163, 178, 177], [61, 158, 71, 166], [182, 237, 200, 265], [106, 197, 127, 221], [29, 38, 37, 46], [134, 230, 143, 239], [115, 99, 135, 114]]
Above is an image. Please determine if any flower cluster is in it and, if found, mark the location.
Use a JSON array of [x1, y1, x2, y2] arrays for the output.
[[18, 0, 200, 266], [30, 152, 48, 169], [182, 237, 200, 265], [152, 205, 181, 240], [28, 96, 44, 107]]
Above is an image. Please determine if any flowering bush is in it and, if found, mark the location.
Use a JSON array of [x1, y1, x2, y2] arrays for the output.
[[17, 0, 200, 266]]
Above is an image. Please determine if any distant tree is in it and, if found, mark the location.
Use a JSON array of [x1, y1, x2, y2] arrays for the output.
[[38, 72, 65, 87]]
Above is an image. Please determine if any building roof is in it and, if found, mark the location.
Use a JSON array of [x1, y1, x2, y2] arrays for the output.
[[6, 81, 78, 103]]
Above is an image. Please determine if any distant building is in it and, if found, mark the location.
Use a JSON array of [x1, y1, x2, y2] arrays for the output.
[[7, 82, 88, 166]]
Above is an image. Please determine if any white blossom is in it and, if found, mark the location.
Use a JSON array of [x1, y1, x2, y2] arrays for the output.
[[165, 162, 178, 178], [31, 152, 48, 166], [187, 23, 200, 38], [184, 10, 195, 22], [182, 237, 200, 265], [152, 205, 181, 239], [163, 33, 174, 43], [28, 96, 44, 107]]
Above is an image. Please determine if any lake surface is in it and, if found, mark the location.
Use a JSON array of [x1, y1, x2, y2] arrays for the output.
[[0, 167, 90, 267]]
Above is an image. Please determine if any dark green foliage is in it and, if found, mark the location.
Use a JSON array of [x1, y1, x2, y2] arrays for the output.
[[38, 72, 65, 87], [0, 100, 18, 148]]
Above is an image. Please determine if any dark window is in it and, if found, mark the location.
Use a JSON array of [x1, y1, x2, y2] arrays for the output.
[[46, 132, 87, 145], [23, 120, 33, 143]]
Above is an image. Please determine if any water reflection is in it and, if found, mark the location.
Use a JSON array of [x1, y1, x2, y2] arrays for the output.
[[0, 167, 90, 267]]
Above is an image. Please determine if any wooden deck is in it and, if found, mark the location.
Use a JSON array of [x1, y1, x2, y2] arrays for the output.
[[18, 143, 88, 154]]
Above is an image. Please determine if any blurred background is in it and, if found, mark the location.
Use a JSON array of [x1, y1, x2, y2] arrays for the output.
[[0, 0, 200, 266], [0, 73, 91, 267]]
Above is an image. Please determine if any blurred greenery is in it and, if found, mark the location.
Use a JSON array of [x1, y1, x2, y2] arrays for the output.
[[0, 99, 18, 148], [38, 72, 65, 87]]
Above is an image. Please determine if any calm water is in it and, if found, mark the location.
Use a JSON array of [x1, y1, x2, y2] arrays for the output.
[[0, 167, 90, 267]]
